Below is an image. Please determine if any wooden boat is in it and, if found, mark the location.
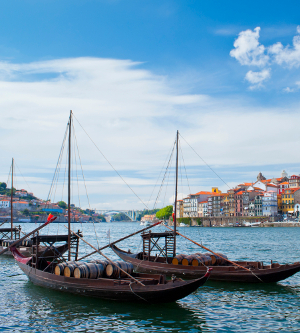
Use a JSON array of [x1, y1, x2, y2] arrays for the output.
[[5, 111, 211, 304], [11, 246, 210, 303], [112, 244, 300, 283], [111, 131, 300, 283]]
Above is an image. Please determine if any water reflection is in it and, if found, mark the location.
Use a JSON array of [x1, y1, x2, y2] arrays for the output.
[[15, 281, 208, 332], [2, 223, 300, 332]]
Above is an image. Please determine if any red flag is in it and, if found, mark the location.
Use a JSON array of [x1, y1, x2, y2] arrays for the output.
[[172, 213, 175, 221], [45, 213, 57, 225]]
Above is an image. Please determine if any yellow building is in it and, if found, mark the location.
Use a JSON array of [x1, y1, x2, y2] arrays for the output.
[[212, 187, 221, 194], [222, 193, 229, 216], [277, 194, 282, 214], [281, 188, 300, 214]]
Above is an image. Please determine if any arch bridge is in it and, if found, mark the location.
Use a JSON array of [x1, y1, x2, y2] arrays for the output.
[[96, 210, 140, 222]]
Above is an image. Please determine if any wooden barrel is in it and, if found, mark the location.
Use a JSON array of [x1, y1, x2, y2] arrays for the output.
[[181, 255, 196, 266], [105, 261, 133, 278], [90, 259, 109, 270], [74, 263, 106, 279], [202, 253, 217, 265], [171, 254, 187, 265], [214, 253, 228, 266], [64, 262, 80, 277], [54, 261, 74, 276], [87, 263, 105, 279], [74, 264, 90, 279], [194, 255, 213, 266]]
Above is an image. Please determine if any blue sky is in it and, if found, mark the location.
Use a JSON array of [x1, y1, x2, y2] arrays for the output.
[[0, 1, 300, 209]]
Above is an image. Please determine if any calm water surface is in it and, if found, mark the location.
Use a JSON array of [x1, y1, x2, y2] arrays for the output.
[[1, 222, 300, 332]]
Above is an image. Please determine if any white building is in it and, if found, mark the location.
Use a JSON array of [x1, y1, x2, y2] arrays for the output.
[[183, 191, 212, 217], [0, 200, 10, 208], [198, 201, 208, 217], [262, 192, 278, 217]]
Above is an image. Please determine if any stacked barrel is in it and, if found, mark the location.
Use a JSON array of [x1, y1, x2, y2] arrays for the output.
[[54, 260, 134, 279], [172, 253, 228, 266]]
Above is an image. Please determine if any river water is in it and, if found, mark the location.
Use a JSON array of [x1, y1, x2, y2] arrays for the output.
[[1, 222, 300, 332]]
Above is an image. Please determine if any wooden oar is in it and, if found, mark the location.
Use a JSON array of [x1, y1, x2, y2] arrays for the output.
[[65, 226, 145, 287], [78, 221, 162, 261], [0, 221, 6, 228], [165, 225, 251, 272], [0, 214, 57, 255]]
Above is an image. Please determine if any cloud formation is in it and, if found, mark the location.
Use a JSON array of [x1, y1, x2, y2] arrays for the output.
[[245, 69, 271, 88], [230, 26, 300, 89], [1, 57, 300, 209], [230, 27, 269, 67]]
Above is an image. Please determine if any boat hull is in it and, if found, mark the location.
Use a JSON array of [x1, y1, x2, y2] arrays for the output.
[[0, 244, 68, 258], [111, 245, 300, 283], [16, 261, 209, 303]]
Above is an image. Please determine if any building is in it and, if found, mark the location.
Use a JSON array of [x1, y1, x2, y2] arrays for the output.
[[277, 194, 282, 214], [183, 191, 213, 217], [211, 193, 225, 217], [235, 191, 244, 216], [278, 181, 289, 194], [176, 200, 183, 218], [254, 194, 263, 216], [141, 214, 156, 222], [289, 175, 300, 188], [0, 200, 10, 208], [198, 201, 208, 217], [281, 188, 300, 215], [15, 189, 28, 197], [183, 194, 198, 217], [13, 200, 29, 210], [262, 191, 278, 216]]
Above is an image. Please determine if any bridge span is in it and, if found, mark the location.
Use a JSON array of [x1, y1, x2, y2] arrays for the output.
[[96, 210, 140, 222]]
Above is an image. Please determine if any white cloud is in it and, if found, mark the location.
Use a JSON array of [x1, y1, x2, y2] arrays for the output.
[[245, 69, 271, 88], [268, 34, 300, 68], [230, 27, 269, 67], [283, 87, 295, 93], [1, 57, 300, 209], [231, 26, 300, 88]]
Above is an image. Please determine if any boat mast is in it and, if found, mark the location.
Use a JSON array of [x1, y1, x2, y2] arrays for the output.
[[173, 130, 179, 257], [11, 158, 14, 239], [68, 111, 72, 261]]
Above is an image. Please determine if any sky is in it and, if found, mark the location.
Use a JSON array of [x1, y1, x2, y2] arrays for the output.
[[0, 0, 300, 210]]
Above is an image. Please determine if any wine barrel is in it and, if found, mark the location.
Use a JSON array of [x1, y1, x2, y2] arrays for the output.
[[90, 259, 109, 270], [203, 253, 217, 265], [214, 253, 228, 266], [87, 263, 105, 279], [105, 261, 133, 278], [74, 263, 106, 279], [194, 255, 213, 266], [64, 262, 80, 277], [171, 254, 187, 265], [74, 264, 89, 279], [54, 261, 74, 276], [181, 255, 196, 266]]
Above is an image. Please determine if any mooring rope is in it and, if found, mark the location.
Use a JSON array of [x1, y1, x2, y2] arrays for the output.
[[129, 282, 149, 303]]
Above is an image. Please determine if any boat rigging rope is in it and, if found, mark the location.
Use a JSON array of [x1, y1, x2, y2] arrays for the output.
[[72, 123, 100, 251], [146, 139, 175, 208], [73, 114, 149, 209], [129, 282, 149, 303], [153, 139, 176, 210], [179, 133, 231, 189], [47, 123, 68, 202], [179, 137, 192, 196], [15, 162, 33, 194]]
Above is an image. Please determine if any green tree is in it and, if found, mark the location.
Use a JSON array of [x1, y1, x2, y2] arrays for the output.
[[57, 201, 67, 209], [156, 205, 173, 220], [23, 209, 30, 216]]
